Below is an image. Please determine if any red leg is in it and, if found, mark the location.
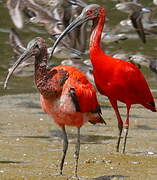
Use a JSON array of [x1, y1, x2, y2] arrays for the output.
[[109, 99, 123, 152], [122, 104, 131, 154]]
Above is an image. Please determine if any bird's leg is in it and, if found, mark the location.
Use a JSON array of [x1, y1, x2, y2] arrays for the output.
[[117, 125, 123, 153], [60, 126, 68, 175], [123, 127, 129, 154], [74, 127, 81, 178], [122, 105, 131, 154], [109, 99, 123, 152]]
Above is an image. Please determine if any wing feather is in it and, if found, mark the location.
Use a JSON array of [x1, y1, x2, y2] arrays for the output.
[[64, 70, 100, 113]]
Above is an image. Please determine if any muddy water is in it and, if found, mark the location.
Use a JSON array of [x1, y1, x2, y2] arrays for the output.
[[1, 0, 157, 179]]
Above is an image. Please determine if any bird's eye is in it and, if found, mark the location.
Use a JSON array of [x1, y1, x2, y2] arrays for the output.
[[86, 10, 93, 16]]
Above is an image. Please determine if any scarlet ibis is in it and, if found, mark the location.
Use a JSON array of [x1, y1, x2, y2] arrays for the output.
[[50, 4, 156, 153], [4, 37, 105, 177]]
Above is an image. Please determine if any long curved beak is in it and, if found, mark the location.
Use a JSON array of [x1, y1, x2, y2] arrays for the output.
[[50, 14, 91, 57], [4, 50, 32, 89]]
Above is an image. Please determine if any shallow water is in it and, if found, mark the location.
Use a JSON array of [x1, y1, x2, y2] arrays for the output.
[[1, 0, 157, 179]]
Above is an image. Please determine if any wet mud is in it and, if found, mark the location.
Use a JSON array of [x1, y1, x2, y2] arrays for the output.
[[0, 93, 157, 179]]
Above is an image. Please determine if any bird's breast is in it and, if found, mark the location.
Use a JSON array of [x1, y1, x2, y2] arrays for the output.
[[40, 94, 87, 127]]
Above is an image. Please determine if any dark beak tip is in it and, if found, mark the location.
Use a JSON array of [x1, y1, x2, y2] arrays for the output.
[[3, 82, 8, 89]]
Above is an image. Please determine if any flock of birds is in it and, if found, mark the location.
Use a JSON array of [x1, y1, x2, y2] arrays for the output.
[[6, 0, 157, 76], [3, 0, 157, 178]]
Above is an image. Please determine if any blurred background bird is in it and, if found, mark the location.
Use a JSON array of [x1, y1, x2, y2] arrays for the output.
[[7, 0, 155, 79]]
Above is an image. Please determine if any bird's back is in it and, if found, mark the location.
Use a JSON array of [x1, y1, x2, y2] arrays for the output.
[[92, 53, 156, 111], [40, 65, 105, 127]]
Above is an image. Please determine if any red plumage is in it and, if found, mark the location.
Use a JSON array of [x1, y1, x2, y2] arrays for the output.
[[92, 53, 156, 111], [48, 4, 156, 153], [88, 7, 156, 152], [40, 65, 104, 127]]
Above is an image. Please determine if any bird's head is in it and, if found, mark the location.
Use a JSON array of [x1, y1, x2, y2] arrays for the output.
[[25, 37, 47, 57], [50, 4, 103, 56], [4, 37, 47, 89], [81, 4, 102, 20]]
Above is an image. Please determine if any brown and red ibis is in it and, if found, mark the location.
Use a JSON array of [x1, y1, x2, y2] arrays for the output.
[[4, 37, 105, 177]]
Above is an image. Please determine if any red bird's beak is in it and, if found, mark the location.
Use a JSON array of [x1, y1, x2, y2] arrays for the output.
[[4, 49, 32, 89]]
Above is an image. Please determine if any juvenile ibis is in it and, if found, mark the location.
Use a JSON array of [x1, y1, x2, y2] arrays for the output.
[[4, 37, 105, 177]]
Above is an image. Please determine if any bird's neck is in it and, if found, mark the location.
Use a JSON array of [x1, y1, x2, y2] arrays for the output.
[[89, 12, 105, 53], [34, 52, 49, 95]]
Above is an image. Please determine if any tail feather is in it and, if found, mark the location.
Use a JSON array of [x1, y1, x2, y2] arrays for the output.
[[89, 113, 106, 125], [144, 101, 156, 112]]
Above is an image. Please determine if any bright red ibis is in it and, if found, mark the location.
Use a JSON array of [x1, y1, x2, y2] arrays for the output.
[[51, 4, 156, 153], [4, 37, 105, 177]]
